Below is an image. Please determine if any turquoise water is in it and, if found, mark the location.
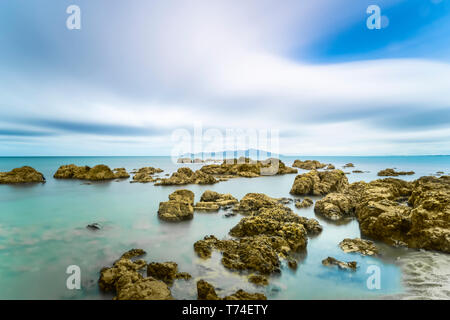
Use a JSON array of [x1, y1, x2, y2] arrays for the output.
[[0, 156, 449, 300]]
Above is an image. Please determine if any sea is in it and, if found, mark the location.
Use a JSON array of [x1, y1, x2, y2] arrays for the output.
[[0, 156, 449, 300]]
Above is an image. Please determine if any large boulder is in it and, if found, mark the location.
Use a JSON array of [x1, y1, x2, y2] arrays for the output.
[[314, 193, 355, 220], [378, 168, 415, 177], [155, 167, 218, 185], [132, 167, 163, 183], [0, 166, 45, 184], [194, 190, 238, 211], [233, 193, 279, 215], [158, 189, 195, 222], [290, 170, 349, 196], [292, 160, 327, 170], [54, 164, 129, 181]]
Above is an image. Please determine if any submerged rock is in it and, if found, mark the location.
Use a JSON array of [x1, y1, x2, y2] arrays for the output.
[[86, 223, 101, 231], [0, 166, 45, 184], [158, 189, 195, 222], [194, 190, 238, 212], [339, 238, 379, 256], [197, 280, 266, 300], [54, 164, 129, 181], [377, 168, 415, 177], [155, 167, 218, 185], [98, 249, 173, 300], [290, 170, 349, 196], [292, 160, 327, 170], [295, 197, 313, 209], [132, 167, 163, 183], [314, 193, 354, 220], [322, 257, 357, 271]]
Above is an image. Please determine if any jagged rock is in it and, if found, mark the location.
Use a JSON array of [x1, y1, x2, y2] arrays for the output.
[[290, 170, 349, 196], [155, 167, 218, 185], [292, 160, 327, 170], [54, 164, 128, 181], [339, 238, 379, 256], [199, 158, 297, 179], [0, 166, 45, 184], [194, 191, 238, 211], [378, 168, 415, 177], [343, 163, 355, 168], [322, 257, 357, 271], [158, 189, 195, 222], [248, 274, 269, 286], [147, 262, 191, 285], [295, 197, 313, 209], [197, 280, 266, 300], [233, 193, 279, 215], [132, 167, 163, 183], [314, 193, 354, 220]]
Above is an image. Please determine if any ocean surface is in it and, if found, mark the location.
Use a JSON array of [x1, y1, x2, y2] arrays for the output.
[[0, 156, 449, 300]]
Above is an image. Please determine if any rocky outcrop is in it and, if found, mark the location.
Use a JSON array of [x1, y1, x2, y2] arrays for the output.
[[233, 193, 279, 215], [199, 157, 297, 179], [295, 197, 313, 209], [194, 190, 238, 212], [248, 274, 269, 286], [158, 189, 195, 222], [292, 160, 327, 170], [377, 168, 415, 177], [155, 167, 218, 185], [98, 249, 173, 300], [326, 164, 335, 170], [0, 166, 45, 184], [290, 170, 349, 196], [339, 238, 379, 256], [197, 280, 266, 300], [322, 257, 357, 271], [54, 164, 129, 181], [314, 193, 354, 220], [146, 262, 191, 285], [343, 163, 355, 168], [132, 167, 163, 183]]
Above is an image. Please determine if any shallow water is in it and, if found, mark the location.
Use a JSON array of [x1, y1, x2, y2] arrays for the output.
[[0, 156, 448, 299]]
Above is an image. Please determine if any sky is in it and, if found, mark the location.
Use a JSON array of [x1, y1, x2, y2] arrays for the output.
[[0, 0, 449, 156]]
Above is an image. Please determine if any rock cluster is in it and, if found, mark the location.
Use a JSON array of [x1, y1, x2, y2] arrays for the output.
[[0, 166, 45, 184], [295, 197, 313, 209], [339, 238, 379, 256], [292, 160, 327, 170], [199, 158, 297, 180], [377, 168, 415, 177], [155, 167, 218, 185], [322, 257, 357, 271], [132, 167, 163, 183], [197, 280, 266, 300], [146, 262, 192, 285], [194, 190, 238, 211], [158, 189, 195, 222], [290, 170, 349, 196], [54, 164, 129, 181], [98, 249, 174, 300]]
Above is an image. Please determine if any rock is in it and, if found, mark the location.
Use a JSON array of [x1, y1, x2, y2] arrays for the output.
[[278, 197, 293, 205], [292, 160, 327, 170], [158, 189, 195, 222], [177, 158, 193, 163], [295, 197, 313, 209], [326, 164, 335, 170], [322, 257, 357, 271], [339, 238, 379, 256], [132, 167, 163, 183], [0, 166, 45, 184], [147, 262, 191, 285], [287, 258, 298, 270], [352, 170, 364, 173], [343, 163, 355, 168], [54, 164, 128, 181], [197, 280, 266, 300], [86, 223, 101, 231], [248, 274, 269, 286], [194, 191, 238, 212], [120, 248, 147, 260], [290, 170, 349, 196], [233, 193, 279, 215], [155, 167, 218, 185], [314, 193, 354, 220], [113, 168, 130, 179], [377, 168, 415, 177], [115, 277, 173, 300]]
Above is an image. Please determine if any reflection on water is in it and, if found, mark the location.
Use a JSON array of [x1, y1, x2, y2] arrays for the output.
[[0, 156, 448, 299]]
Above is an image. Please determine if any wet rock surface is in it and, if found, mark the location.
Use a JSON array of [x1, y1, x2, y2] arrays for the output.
[[0, 166, 45, 184], [339, 238, 379, 256], [378, 168, 415, 177], [290, 170, 349, 196], [322, 257, 357, 271], [295, 197, 313, 209], [132, 167, 163, 183], [158, 189, 195, 222], [197, 280, 266, 300], [233, 193, 279, 215], [314, 193, 354, 220], [292, 160, 327, 170], [146, 261, 192, 285], [194, 190, 238, 212], [54, 164, 129, 181], [155, 167, 218, 185]]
